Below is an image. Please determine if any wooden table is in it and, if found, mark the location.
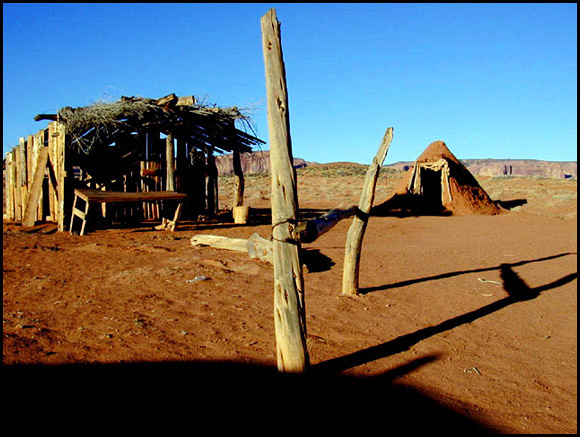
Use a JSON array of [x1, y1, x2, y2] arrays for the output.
[[70, 189, 187, 235]]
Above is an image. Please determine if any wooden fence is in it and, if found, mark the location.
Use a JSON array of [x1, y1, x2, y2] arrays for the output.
[[4, 121, 67, 230]]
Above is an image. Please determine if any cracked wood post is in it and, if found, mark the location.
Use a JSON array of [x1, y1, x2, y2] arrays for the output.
[[342, 127, 393, 295], [261, 7, 309, 373], [166, 133, 175, 191]]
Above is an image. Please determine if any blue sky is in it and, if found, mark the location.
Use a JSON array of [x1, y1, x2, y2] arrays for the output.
[[3, 3, 577, 164]]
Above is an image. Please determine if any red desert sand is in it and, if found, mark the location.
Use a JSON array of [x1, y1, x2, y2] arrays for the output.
[[3, 167, 577, 433]]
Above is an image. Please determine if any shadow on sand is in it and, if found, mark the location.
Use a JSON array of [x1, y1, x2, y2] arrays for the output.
[[315, 253, 576, 376], [5, 355, 500, 433]]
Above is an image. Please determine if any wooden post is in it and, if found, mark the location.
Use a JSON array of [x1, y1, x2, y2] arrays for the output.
[[166, 133, 175, 191], [262, 7, 308, 373], [55, 122, 67, 232], [342, 127, 393, 295], [206, 150, 218, 214], [13, 145, 23, 222], [18, 138, 27, 220], [22, 147, 49, 227], [232, 149, 245, 207]]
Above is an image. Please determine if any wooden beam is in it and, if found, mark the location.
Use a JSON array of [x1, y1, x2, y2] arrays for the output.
[[176, 96, 196, 106], [34, 114, 58, 122], [22, 147, 49, 227], [342, 127, 393, 295], [292, 206, 357, 244], [261, 7, 308, 373], [156, 93, 178, 107]]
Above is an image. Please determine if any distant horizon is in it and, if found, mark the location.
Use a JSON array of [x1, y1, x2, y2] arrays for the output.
[[222, 148, 578, 165]]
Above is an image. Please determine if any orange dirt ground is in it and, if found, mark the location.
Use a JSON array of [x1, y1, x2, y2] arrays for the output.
[[3, 169, 577, 433]]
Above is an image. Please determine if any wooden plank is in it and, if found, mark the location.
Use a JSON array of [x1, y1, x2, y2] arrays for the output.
[[36, 130, 47, 220], [5, 153, 14, 221], [342, 127, 393, 295], [18, 138, 28, 221], [47, 123, 58, 222], [9, 150, 18, 221], [261, 7, 308, 373], [13, 145, 23, 221], [74, 189, 187, 203], [18, 138, 27, 188], [55, 122, 66, 231], [22, 147, 49, 226], [26, 135, 34, 194]]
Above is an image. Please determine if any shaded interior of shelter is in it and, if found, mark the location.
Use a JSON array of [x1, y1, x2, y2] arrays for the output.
[[371, 192, 453, 217]]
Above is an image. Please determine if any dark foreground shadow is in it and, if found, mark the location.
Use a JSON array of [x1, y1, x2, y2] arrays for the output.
[[3, 356, 500, 433]]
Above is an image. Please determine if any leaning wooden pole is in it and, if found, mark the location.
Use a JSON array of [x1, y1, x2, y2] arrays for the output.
[[342, 127, 393, 296], [261, 8, 309, 373]]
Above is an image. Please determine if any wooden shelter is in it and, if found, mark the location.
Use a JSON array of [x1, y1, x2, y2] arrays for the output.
[[373, 140, 502, 216], [4, 93, 264, 232]]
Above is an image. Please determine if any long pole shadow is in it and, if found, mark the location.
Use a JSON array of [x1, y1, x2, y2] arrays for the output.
[[360, 252, 576, 294], [314, 265, 577, 374]]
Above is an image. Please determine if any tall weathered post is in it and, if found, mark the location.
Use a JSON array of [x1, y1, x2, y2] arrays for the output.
[[261, 8, 309, 373], [165, 133, 175, 191], [342, 127, 393, 295]]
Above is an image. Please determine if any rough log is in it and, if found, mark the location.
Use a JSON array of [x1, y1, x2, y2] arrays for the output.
[[34, 114, 58, 122], [262, 7, 308, 373], [156, 93, 178, 107], [293, 206, 357, 244], [190, 233, 273, 264], [176, 96, 196, 106], [342, 127, 393, 295]]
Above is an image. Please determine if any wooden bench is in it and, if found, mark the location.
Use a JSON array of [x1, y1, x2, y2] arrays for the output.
[[70, 189, 187, 235]]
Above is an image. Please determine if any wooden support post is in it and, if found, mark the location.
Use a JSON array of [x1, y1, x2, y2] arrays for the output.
[[4, 152, 14, 221], [262, 7, 308, 373], [342, 127, 393, 296], [55, 122, 67, 232], [166, 133, 175, 191], [206, 150, 218, 214], [13, 145, 23, 222], [232, 149, 245, 207]]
